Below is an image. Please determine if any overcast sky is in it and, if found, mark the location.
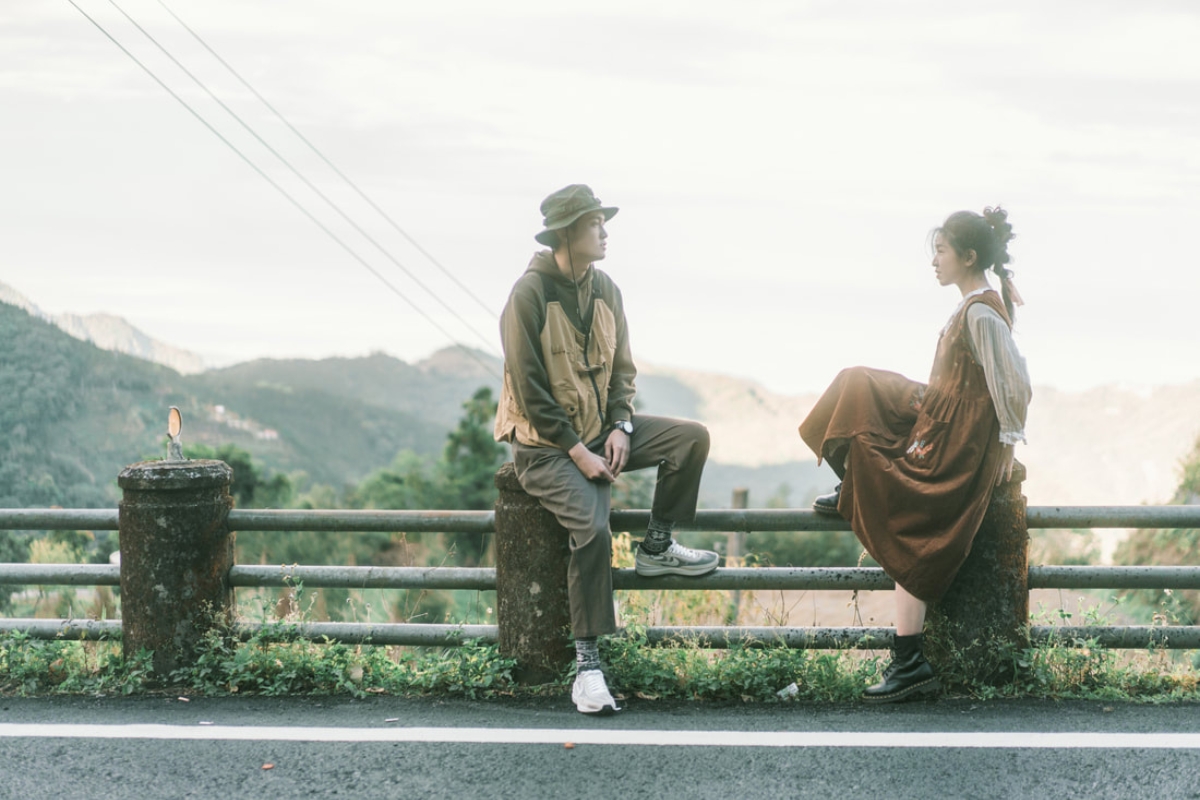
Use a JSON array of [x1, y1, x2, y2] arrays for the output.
[[2, 1, 1198, 395]]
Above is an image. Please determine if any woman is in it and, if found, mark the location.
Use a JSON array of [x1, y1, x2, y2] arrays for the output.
[[798, 207, 1031, 703]]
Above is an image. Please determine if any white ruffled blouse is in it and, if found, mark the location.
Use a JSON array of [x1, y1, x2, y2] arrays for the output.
[[944, 287, 1032, 446]]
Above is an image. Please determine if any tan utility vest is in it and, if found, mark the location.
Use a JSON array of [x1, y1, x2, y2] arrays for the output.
[[495, 297, 619, 448]]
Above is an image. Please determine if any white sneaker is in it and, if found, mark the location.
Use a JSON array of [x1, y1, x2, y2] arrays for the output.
[[635, 540, 720, 577], [572, 669, 620, 715]]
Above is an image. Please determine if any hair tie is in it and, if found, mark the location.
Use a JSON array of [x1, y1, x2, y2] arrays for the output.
[[1000, 272, 1025, 307]]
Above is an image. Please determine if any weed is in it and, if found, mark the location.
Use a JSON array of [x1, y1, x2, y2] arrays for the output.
[[0, 631, 151, 696]]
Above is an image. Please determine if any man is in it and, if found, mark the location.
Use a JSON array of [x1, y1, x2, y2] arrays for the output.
[[494, 184, 719, 715]]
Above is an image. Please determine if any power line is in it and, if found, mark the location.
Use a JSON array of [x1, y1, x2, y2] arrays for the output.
[[156, 0, 499, 321], [67, 0, 501, 381], [106, 0, 500, 359]]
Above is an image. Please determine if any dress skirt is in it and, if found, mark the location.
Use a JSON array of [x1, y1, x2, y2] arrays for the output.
[[798, 294, 1009, 603]]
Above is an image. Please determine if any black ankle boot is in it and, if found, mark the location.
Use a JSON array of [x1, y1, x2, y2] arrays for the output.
[[863, 633, 940, 703], [812, 483, 842, 515]]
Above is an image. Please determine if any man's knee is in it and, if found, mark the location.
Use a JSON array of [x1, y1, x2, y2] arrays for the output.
[[570, 519, 612, 554], [680, 420, 710, 461]]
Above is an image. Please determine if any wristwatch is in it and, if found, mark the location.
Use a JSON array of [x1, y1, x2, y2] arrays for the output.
[[612, 419, 633, 435]]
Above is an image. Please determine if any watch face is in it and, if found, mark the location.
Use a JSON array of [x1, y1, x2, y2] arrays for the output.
[[619, 421, 633, 434]]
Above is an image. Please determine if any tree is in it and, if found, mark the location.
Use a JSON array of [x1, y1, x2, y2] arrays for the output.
[[1114, 433, 1200, 623], [183, 443, 293, 509], [439, 387, 506, 566], [441, 387, 508, 512], [352, 387, 505, 567]]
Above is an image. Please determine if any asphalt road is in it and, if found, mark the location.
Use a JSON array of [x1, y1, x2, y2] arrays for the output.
[[2, 695, 1199, 799]]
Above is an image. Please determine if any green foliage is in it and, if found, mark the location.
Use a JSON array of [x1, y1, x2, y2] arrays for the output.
[[395, 639, 516, 698], [951, 634, 1200, 701], [166, 622, 516, 699], [745, 529, 871, 568], [0, 632, 152, 696], [441, 387, 508, 512], [0, 303, 142, 509], [1029, 528, 1099, 566], [736, 486, 868, 567], [183, 442, 293, 508], [170, 623, 382, 698], [349, 386, 504, 569], [0, 531, 30, 611], [231, 388, 504, 624], [602, 628, 881, 702], [612, 471, 653, 511], [1113, 433, 1200, 622], [0, 301, 461, 513], [6, 594, 1200, 701]]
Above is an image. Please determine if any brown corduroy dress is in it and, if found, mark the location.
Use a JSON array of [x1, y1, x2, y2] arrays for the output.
[[798, 291, 1012, 603]]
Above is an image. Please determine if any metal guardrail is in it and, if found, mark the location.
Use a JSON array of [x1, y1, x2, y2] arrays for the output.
[[4, 505, 1199, 534], [4, 505, 1200, 649], [5, 617, 1200, 650], [7, 564, 1200, 593]]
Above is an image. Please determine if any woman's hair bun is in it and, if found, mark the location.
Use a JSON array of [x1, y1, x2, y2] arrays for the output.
[[983, 206, 1014, 267]]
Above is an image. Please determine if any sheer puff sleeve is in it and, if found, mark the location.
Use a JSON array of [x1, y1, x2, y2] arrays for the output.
[[966, 303, 1032, 445]]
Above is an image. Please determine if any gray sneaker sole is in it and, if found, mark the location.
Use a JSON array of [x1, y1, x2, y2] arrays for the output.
[[634, 560, 718, 577]]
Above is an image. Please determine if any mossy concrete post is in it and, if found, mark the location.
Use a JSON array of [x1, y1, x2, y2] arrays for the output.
[[493, 462, 572, 684], [118, 459, 234, 679], [927, 461, 1029, 685]]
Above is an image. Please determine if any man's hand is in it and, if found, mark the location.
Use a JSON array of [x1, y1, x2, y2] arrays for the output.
[[605, 429, 630, 477], [569, 441, 615, 482], [996, 443, 1015, 487]]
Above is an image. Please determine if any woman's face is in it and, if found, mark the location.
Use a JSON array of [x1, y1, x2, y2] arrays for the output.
[[931, 232, 975, 287]]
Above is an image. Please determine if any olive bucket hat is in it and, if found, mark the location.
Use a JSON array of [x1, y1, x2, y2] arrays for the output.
[[534, 184, 619, 246]]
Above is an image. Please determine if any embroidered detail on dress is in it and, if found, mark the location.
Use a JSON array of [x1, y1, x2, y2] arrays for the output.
[[906, 439, 933, 460], [910, 386, 926, 411]]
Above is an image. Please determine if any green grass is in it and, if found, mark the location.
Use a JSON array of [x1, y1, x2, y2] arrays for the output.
[[4, 624, 1199, 702], [4, 541, 1198, 702]]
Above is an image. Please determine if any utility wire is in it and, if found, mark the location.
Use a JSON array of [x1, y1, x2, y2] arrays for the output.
[[107, 0, 499, 358], [68, 0, 501, 380], [156, 0, 498, 321]]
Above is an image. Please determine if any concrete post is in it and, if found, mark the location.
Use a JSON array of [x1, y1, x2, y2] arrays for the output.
[[724, 487, 748, 625], [926, 461, 1029, 685], [493, 462, 572, 684], [118, 459, 234, 678]]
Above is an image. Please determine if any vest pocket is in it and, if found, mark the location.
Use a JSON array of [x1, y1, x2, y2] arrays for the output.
[[552, 383, 581, 426]]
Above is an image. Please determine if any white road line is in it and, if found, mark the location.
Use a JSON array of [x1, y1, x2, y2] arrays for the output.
[[1, 725, 1199, 749]]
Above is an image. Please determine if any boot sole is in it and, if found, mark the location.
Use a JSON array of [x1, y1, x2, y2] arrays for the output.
[[812, 504, 841, 516], [862, 676, 941, 704]]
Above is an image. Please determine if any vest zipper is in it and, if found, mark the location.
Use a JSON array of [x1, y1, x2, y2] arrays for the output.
[[582, 299, 606, 432]]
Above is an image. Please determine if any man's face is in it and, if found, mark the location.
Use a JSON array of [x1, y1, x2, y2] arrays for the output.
[[562, 212, 608, 263]]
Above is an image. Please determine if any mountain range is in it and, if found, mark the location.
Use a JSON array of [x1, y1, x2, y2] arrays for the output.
[[2, 279, 1198, 510]]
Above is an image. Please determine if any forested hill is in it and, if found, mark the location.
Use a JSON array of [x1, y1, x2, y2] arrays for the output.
[[0, 302, 446, 507], [0, 297, 831, 511], [204, 347, 503, 430]]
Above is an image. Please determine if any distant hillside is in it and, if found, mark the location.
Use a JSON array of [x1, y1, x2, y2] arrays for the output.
[[4, 284, 1198, 512], [0, 281, 206, 374], [0, 301, 186, 507], [638, 364, 1200, 507], [0, 302, 446, 506], [205, 349, 502, 430]]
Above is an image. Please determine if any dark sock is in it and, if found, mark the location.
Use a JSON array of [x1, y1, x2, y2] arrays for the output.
[[829, 445, 848, 480], [640, 517, 675, 555], [894, 633, 923, 662], [575, 637, 601, 672]]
